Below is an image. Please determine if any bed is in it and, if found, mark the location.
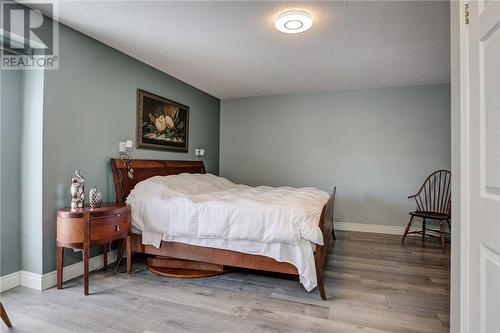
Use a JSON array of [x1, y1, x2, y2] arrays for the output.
[[110, 158, 334, 300]]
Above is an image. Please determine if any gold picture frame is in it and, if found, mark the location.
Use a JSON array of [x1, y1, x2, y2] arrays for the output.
[[136, 89, 189, 152]]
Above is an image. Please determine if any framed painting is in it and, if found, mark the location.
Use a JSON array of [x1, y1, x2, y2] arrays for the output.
[[136, 89, 189, 152]]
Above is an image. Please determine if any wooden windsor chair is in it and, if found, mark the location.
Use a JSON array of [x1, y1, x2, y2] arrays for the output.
[[401, 170, 451, 253], [331, 186, 337, 240]]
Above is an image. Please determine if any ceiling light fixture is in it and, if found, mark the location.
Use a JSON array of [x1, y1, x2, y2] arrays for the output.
[[275, 10, 313, 34]]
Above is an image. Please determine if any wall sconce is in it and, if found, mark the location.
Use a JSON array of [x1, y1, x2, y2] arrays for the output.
[[119, 140, 133, 153], [118, 140, 134, 179], [195, 148, 205, 161]]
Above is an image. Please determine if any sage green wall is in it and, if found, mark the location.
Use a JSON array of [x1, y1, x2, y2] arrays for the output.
[[0, 70, 23, 276], [220, 84, 450, 227], [41, 24, 220, 274]]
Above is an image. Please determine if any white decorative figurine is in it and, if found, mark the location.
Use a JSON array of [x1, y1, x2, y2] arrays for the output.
[[70, 170, 85, 210]]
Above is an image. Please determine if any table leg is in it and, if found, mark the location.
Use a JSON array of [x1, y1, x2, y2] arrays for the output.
[[56, 246, 64, 289], [83, 242, 89, 295], [126, 236, 132, 274], [103, 242, 108, 270]]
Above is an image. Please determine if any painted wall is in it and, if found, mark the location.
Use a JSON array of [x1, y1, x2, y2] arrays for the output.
[[220, 84, 450, 227], [0, 70, 23, 276], [41, 24, 220, 274]]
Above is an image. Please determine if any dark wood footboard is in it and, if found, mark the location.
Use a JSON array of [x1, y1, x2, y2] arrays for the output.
[[314, 194, 334, 300]]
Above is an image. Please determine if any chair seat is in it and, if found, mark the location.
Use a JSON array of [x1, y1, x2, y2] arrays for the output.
[[409, 211, 450, 220]]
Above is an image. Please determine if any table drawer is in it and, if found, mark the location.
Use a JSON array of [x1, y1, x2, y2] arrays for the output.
[[90, 213, 130, 242]]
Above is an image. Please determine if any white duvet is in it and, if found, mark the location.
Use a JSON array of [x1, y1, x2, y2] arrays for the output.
[[126, 173, 330, 291]]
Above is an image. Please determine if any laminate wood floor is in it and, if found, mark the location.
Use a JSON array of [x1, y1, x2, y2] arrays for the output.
[[0, 231, 450, 333]]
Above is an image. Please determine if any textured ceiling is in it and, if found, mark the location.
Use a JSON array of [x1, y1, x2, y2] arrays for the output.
[[30, 1, 450, 99]]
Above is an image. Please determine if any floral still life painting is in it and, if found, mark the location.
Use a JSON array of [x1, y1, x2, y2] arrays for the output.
[[136, 89, 189, 152]]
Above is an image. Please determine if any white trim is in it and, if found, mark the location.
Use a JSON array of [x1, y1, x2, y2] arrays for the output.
[[21, 270, 43, 291], [450, 1, 463, 332], [334, 221, 419, 235], [0, 249, 121, 292], [0, 271, 21, 292], [459, 1, 470, 332]]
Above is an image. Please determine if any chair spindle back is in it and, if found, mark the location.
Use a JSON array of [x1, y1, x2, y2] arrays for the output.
[[412, 170, 451, 215]]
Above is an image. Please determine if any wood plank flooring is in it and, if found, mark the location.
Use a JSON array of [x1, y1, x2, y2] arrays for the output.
[[0, 231, 450, 333]]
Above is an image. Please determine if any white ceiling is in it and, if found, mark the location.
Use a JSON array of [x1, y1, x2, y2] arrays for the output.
[[30, 1, 450, 99]]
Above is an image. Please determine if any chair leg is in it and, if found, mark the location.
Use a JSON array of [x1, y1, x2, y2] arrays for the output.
[[439, 221, 446, 254], [331, 223, 336, 241], [401, 215, 414, 245], [0, 303, 12, 328], [446, 218, 451, 231], [422, 218, 426, 241]]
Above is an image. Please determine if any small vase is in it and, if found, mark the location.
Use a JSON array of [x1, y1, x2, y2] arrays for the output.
[[89, 186, 103, 208]]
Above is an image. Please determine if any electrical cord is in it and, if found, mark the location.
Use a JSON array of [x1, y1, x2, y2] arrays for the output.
[[113, 239, 145, 274], [75, 241, 144, 275], [113, 240, 125, 274], [74, 248, 103, 274]]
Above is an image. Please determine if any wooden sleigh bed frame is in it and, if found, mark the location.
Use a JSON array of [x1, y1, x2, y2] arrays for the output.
[[110, 158, 334, 300]]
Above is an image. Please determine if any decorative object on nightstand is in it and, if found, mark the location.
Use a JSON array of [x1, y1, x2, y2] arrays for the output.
[[56, 203, 131, 295], [89, 186, 103, 208], [70, 169, 85, 210]]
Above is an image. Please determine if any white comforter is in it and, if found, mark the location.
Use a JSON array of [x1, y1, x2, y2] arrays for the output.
[[126, 173, 330, 291]]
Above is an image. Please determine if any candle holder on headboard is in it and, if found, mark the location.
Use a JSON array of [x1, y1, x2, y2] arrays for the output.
[[120, 153, 134, 180], [114, 153, 134, 202]]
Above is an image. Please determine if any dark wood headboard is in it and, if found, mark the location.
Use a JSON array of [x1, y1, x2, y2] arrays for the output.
[[110, 159, 206, 203]]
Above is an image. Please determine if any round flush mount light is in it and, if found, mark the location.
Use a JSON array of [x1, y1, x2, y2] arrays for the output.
[[275, 10, 313, 34]]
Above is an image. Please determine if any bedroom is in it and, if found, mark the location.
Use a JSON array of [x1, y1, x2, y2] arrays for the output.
[[0, 0, 498, 332]]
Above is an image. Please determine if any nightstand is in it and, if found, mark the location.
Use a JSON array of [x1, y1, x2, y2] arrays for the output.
[[56, 203, 131, 295]]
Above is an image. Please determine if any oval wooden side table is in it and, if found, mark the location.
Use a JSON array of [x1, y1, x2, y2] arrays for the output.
[[56, 203, 131, 295]]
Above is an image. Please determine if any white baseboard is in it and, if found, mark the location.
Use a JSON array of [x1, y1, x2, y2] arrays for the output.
[[21, 270, 43, 291], [0, 249, 121, 292], [0, 271, 21, 293], [334, 221, 417, 235]]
